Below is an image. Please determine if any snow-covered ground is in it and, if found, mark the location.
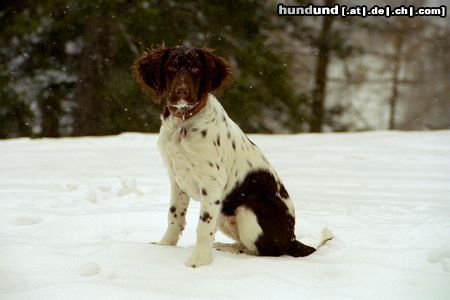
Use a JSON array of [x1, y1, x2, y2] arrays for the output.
[[1, 131, 449, 299]]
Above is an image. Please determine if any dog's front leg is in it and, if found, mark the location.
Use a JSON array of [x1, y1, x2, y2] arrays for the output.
[[186, 187, 222, 268], [158, 178, 190, 246]]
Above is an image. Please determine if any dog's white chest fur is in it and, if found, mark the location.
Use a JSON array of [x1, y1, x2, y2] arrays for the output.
[[158, 94, 228, 200], [158, 94, 276, 202], [161, 132, 209, 199]]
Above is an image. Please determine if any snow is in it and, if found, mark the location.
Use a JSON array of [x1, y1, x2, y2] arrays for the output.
[[1, 131, 449, 299]]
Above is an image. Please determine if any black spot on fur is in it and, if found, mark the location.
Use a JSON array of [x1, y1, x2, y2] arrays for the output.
[[216, 136, 221, 146], [208, 161, 214, 167], [215, 164, 220, 170], [222, 115, 226, 122], [191, 128, 198, 132], [170, 206, 176, 214], [247, 160, 253, 168], [200, 212, 212, 223], [201, 130, 207, 137], [214, 200, 220, 205], [227, 131, 231, 139], [221, 169, 315, 257], [210, 232, 213, 236], [202, 188, 207, 196], [181, 211, 185, 217], [222, 170, 278, 216], [232, 140, 236, 150]]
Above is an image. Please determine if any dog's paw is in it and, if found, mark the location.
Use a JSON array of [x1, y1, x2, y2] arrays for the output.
[[152, 236, 178, 246], [214, 242, 252, 255], [185, 249, 212, 268]]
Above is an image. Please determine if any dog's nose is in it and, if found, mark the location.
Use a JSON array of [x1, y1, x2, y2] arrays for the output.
[[175, 86, 189, 99]]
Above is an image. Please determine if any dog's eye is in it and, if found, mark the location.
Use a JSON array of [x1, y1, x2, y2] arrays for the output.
[[190, 66, 199, 74], [167, 66, 177, 72]]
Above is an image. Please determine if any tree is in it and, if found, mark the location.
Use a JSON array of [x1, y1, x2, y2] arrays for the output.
[[0, 0, 81, 137], [0, 0, 308, 137], [72, 10, 118, 136], [0, 76, 33, 138], [310, 0, 335, 132]]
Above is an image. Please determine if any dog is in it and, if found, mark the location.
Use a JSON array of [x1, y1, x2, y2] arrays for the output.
[[133, 45, 332, 267]]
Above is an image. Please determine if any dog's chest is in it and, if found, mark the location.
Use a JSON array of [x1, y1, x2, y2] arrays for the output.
[[160, 124, 221, 199]]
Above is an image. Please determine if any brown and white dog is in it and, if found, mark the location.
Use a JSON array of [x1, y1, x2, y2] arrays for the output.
[[133, 45, 332, 267]]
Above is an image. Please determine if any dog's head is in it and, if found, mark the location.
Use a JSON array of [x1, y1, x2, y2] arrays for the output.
[[133, 45, 232, 119]]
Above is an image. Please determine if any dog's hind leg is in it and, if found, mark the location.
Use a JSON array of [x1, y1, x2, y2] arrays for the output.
[[217, 215, 240, 241], [234, 206, 263, 255], [213, 242, 253, 255], [214, 215, 256, 255]]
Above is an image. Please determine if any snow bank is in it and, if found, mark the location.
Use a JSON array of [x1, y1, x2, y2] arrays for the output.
[[1, 131, 449, 299]]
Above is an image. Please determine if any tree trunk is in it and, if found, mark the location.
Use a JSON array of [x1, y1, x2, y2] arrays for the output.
[[388, 36, 403, 130], [310, 0, 335, 133], [72, 14, 116, 136], [39, 85, 61, 137]]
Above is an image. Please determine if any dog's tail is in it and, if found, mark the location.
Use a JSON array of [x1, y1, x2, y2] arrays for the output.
[[287, 228, 333, 257]]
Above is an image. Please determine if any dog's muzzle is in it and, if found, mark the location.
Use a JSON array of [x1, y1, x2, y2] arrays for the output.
[[166, 95, 208, 121]]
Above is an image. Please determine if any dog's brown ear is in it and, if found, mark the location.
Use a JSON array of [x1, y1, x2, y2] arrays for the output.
[[132, 46, 170, 102], [199, 48, 232, 93]]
